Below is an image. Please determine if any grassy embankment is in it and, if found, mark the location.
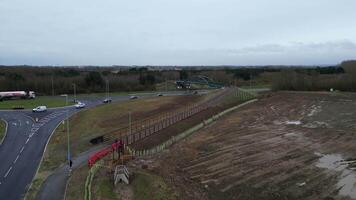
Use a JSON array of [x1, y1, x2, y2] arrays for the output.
[[26, 94, 205, 200], [0, 119, 6, 144]]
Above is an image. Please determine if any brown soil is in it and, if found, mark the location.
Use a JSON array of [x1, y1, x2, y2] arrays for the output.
[[137, 92, 356, 200]]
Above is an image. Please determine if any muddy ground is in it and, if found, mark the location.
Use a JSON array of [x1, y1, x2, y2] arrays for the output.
[[138, 92, 356, 200]]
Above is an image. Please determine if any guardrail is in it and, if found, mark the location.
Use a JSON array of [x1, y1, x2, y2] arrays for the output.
[[102, 88, 250, 145], [128, 98, 258, 157]]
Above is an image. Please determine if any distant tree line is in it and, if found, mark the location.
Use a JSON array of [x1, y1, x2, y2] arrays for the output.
[[272, 61, 356, 91], [0, 66, 168, 95], [0, 63, 350, 95]]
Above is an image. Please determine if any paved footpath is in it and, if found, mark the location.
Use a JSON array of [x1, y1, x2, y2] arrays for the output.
[[35, 145, 104, 200]]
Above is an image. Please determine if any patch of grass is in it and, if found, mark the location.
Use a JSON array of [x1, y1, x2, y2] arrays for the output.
[[66, 165, 89, 200], [25, 170, 52, 200], [92, 168, 119, 200], [132, 171, 177, 200], [73, 90, 177, 98], [155, 81, 178, 91], [0, 119, 6, 144], [0, 96, 73, 109]]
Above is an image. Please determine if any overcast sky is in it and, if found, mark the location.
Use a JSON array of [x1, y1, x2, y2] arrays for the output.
[[1, 0, 356, 66]]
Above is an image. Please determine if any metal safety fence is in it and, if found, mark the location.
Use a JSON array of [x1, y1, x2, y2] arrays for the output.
[[128, 98, 258, 157], [102, 87, 255, 146]]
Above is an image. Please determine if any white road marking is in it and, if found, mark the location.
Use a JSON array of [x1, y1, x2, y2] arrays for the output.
[[20, 146, 25, 154], [25, 138, 30, 144], [4, 167, 12, 178], [14, 155, 19, 164], [12, 122, 17, 126]]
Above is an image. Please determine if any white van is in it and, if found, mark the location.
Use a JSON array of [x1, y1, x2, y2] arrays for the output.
[[32, 106, 47, 112]]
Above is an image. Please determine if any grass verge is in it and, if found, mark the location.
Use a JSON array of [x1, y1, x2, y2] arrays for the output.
[[0, 96, 73, 109], [0, 119, 6, 144], [0, 91, 172, 110], [66, 165, 89, 200]]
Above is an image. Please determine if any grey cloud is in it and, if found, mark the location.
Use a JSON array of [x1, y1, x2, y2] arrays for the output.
[[1, 0, 356, 65]]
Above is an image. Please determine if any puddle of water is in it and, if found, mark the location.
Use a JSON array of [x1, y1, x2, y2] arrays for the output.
[[286, 120, 301, 125], [315, 153, 346, 171], [315, 152, 356, 199], [284, 132, 297, 137], [303, 121, 330, 129]]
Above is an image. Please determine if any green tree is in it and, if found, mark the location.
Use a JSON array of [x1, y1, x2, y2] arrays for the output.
[[85, 72, 104, 88], [179, 70, 188, 80]]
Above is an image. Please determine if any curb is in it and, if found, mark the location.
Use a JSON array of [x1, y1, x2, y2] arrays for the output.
[[0, 118, 8, 145], [63, 174, 72, 200]]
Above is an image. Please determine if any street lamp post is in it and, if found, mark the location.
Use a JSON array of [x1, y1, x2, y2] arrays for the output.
[[72, 83, 76, 103], [60, 94, 71, 170], [106, 80, 110, 99], [165, 78, 168, 92]]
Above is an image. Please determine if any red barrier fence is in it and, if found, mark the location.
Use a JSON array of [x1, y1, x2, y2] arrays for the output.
[[88, 140, 124, 167]]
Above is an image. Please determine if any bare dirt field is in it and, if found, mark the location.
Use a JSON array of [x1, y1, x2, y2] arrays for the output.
[[140, 92, 356, 200]]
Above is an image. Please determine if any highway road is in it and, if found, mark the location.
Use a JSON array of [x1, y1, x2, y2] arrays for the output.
[[0, 91, 193, 200]]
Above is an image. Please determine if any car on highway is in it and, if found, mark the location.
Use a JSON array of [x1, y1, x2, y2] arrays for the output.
[[130, 95, 138, 99], [32, 106, 47, 112], [75, 102, 86, 109], [157, 93, 163, 96], [103, 98, 112, 103]]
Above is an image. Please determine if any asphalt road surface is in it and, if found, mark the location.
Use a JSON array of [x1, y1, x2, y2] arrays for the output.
[[0, 91, 194, 200]]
